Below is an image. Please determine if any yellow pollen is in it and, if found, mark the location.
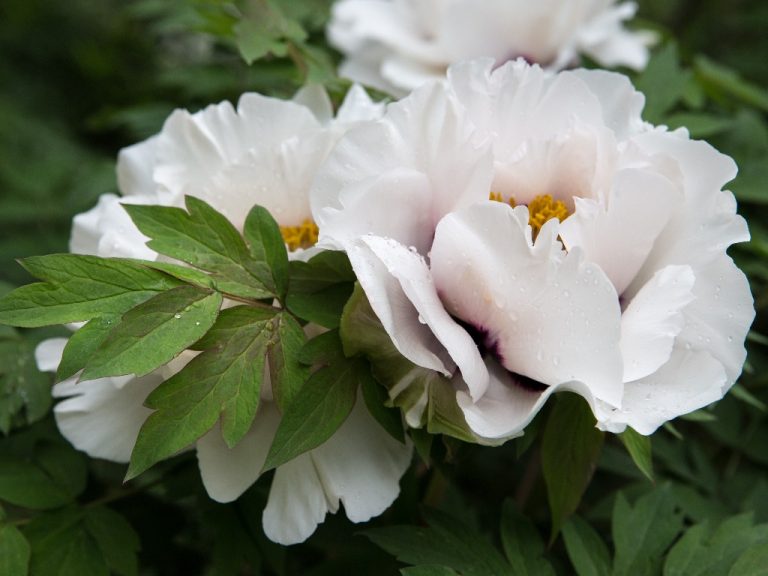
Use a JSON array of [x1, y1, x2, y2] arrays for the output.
[[279, 218, 319, 251], [490, 192, 569, 239]]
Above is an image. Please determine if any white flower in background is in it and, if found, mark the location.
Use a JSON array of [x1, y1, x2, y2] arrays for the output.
[[35, 86, 413, 545], [312, 58, 754, 440], [327, 0, 656, 96]]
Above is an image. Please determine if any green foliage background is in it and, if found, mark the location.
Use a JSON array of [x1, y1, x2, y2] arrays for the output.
[[0, 0, 767, 574]]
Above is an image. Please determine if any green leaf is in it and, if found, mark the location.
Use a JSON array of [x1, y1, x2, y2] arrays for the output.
[[729, 542, 768, 576], [695, 56, 768, 112], [635, 42, 691, 123], [0, 338, 51, 433], [562, 516, 611, 576], [263, 332, 362, 471], [233, 0, 307, 64], [401, 567, 459, 576], [360, 370, 405, 444], [0, 255, 181, 327], [0, 524, 30, 576], [664, 513, 768, 576], [541, 393, 604, 539], [138, 260, 216, 289], [500, 500, 556, 575], [84, 507, 141, 576], [366, 509, 513, 576], [266, 311, 308, 412], [243, 204, 289, 299], [287, 251, 355, 328], [124, 196, 273, 299], [56, 315, 118, 381], [128, 306, 283, 479], [24, 509, 108, 576], [619, 427, 654, 481], [0, 444, 86, 510], [81, 285, 222, 380], [612, 485, 684, 576]]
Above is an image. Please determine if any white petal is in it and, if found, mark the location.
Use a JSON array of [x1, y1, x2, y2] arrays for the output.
[[196, 403, 281, 503], [431, 202, 624, 407], [35, 338, 68, 373], [54, 374, 160, 462], [358, 235, 490, 400], [117, 136, 160, 197], [336, 84, 386, 123], [620, 265, 695, 382], [457, 359, 598, 440], [262, 454, 332, 546], [292, 84, 333, 124], [345, 238, 452, 377], [559, 167, 682, 295], [596, 348, 727, 435], [311, 398, 412, 523]]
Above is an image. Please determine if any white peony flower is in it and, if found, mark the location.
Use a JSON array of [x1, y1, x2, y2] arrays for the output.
[[36, 86, 413, 545], [312, 59, 754, 440], [327, 0, 656, 96]]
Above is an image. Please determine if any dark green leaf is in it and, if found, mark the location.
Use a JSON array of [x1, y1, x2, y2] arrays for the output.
[[0, 339, 51, 433], [366, 509, 513, 576], [729, 542, 768, 576], [128, 306, 282, 479], [541, 393, 604, 539], [500, 500, 555, 575], [612, 485, 684, 576], [562, 516, 611, 576], [124, 196, 273, 299], [266, 312, 308, 411], [0, 255, 181, 327], [401, 567, 459, 576], [0, 524, 30, 576], [243, 204, 289, 299], [263, 342, 362, 471], [24, 509, 108, 576], [81, 285, 222, 380], [287, 251, 355, 328], [619, 427, 654, 481], [361, 369, 405, 444], [57, 315, 118, 381], [695, 56, 768, 112], [85, 507, 141, 576]]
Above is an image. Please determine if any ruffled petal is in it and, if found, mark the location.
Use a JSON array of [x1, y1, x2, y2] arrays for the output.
[[196, 403, 281, 503], [431, 202, 624, 407], [596, 348, 727, 435], [310, 398, 412, 523], [620, 265, 695, 382], [262, 454, 332, 546]]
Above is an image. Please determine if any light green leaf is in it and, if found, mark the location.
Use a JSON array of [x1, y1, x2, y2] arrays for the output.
[[541, 393, 604, 539], [562, 516, 611, 576], [243, 204, 289, 300], [81, 285, 222, 380], [612, 485, 684, 576], [263, 332, 361, 471], [0, 524, 30, 576], [500, 500, 556, 575], [366, 509, 513, 576], [0, 255, 181, 327], [619, 427, 654, 481], [124, 196, 273, 299], [127, 306, 282, 479], [85, 507, 141, 576]]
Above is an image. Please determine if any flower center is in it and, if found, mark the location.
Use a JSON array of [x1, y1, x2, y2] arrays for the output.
[[279, 218, 319, 251], [490, 192, 570, 239]]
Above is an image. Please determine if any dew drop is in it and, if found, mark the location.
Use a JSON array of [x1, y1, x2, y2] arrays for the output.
[[174, 314, 182, 319]]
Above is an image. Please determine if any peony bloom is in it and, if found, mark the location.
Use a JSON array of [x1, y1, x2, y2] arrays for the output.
[[312, 59, 754, 440], [36, 86, 413, 545], [327, 0, 656, 96]]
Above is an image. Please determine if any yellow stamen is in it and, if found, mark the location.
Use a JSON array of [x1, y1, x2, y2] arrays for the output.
[[279, 218, 319, 251], [490, 192, 569, 239]]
